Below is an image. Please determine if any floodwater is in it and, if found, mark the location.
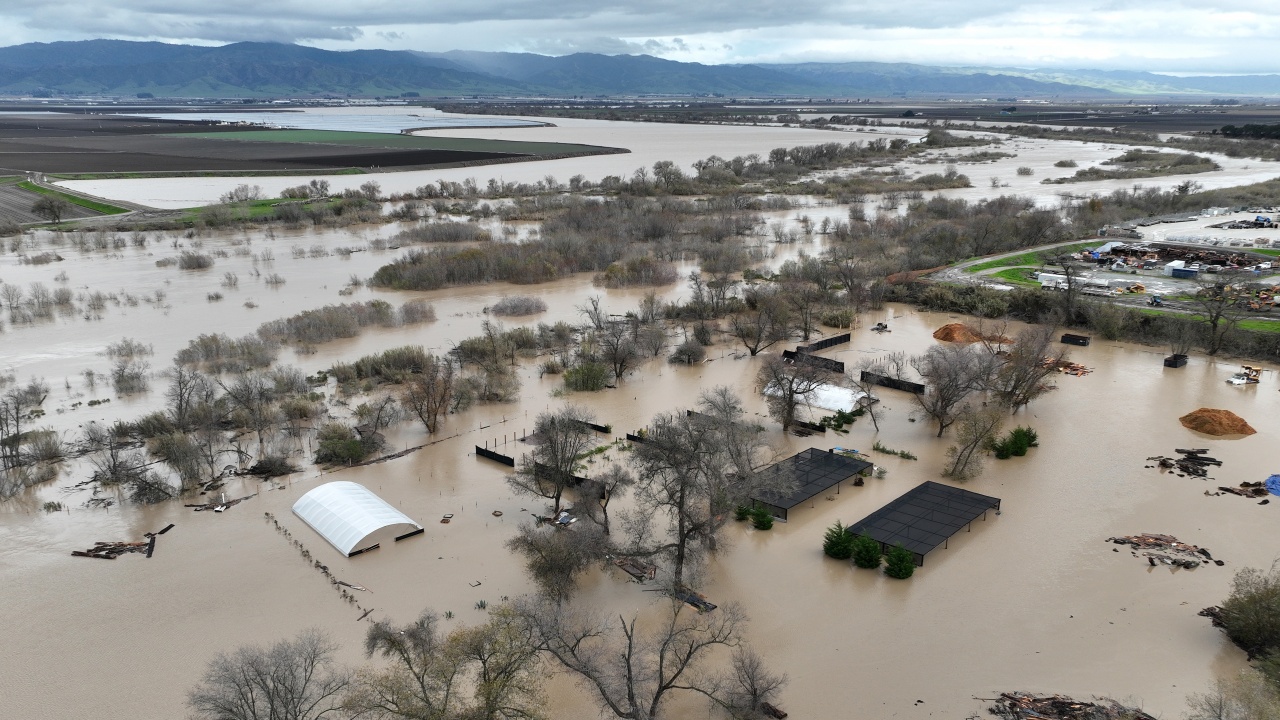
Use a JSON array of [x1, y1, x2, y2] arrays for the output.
[[123, 105, 549, 133], [2, 217, 1278, 718]]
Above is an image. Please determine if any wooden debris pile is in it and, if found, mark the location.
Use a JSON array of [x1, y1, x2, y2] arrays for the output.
[[71, 523, 174, 560], [612, 556, 658, 583], [989, 692, 1157, 720], [1146, 448, 1221, 478], [1039, 357, 1094, 376], [1107, 533, 1223, 569], [1213, 482, 1270, 499]]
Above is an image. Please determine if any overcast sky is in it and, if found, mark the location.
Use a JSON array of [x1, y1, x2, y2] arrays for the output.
[[1, 1, 1277, 74]]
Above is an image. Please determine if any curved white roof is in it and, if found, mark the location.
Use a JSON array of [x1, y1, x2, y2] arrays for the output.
[[292, 481, 422, 556]]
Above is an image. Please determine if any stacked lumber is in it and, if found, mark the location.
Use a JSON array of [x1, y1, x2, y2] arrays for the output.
[[1147, 449, 1222, 478], [1039, 357, 1093, 376], [612, 557, 658, 582], [991, 692, 1157, 720]]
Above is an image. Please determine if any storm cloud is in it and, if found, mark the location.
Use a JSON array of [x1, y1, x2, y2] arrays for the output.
[[1, 0, 1277, 73]]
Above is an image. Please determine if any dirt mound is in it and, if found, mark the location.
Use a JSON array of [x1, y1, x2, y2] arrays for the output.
[[1178, 408, 1256, 437], [932, 323, 1011, 344]]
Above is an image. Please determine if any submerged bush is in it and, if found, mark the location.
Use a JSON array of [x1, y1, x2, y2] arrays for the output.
[[314, 423, 369, 465], [750, 506, 774, 530], [823, 521, 856, 559], [564, 362, 609, 392], [993, 426, 1039, 459], [851, 534, 883, 569], [884, 544, 916, 579], [177, 251, 214, 270], [490, 295, 548, 316], [177, 333, 279, 374], [669, 339, 706, 365]]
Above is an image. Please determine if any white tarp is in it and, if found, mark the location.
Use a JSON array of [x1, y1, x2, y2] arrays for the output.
[[292, 481, 422, 556], [763, 382, 873, 413]]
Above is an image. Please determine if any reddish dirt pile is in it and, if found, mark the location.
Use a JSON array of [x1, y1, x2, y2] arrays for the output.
[[1178, 408, 1256, 437], [932, 323, 1011, 344]]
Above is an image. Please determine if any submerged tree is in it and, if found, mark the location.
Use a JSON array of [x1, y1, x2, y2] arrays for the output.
[[508, 405, 596, 516], [911, 343, 987, 437], [187, 629, 350, 720], [506, 522, 608, 603], [943, 404, 1005, 481], [624, 387, 779, 588], [756, 355, 831, 431], [986, 325, 1063, 413], [402, 353, 455, 434]]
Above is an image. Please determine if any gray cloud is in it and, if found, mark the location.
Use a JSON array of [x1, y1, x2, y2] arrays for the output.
[[0, 1, 1276, 73]]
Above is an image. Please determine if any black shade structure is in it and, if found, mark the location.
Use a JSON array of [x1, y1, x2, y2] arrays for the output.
[[847, 481, 1001, 566], [751, 448, 873, 521]]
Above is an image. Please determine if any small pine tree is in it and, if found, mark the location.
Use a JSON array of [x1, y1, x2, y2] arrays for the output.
[[823, 521, 855, 559], [851, 534, 883, 569], [750, 506, 774, 530], [884, 543, 916, 579], [734, 505, 751, 522]]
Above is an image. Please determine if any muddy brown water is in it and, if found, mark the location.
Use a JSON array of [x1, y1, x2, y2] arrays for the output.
[[3, 254, 1278, 717]]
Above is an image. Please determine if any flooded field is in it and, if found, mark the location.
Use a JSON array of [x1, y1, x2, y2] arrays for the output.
[[1, 210, 1277, 718]]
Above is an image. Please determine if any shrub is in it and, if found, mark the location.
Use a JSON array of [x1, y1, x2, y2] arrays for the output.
[[1054, 159, 1078, 168], [42, 501, 63, 512], [539, 359, 564, 375], [884, 543, 916, 579], [1015, 166, 1034, 176], [564, 362, 609, 391], [314, 423, 368, 465], [1217, 564, 1280, 659], [177, 251, 213, 270], [823, 521, 856, 559], [993, 426, 1039, 459], [247, 455, 298, 478], [750, 506, 774, 530], [851, 534, 883, 569], [734, 505, 751, 522], [821, 309, 854, 328], [395, 222, 492, 244], [399, 300, 436, 324], [669, 339, 706, 365], [490, 295, 548, 316]]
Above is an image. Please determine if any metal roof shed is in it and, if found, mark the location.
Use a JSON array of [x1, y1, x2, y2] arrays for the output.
[[751, 448, 874, 521], [847, 481, 1000, 566], [292, 481, 423, 557]]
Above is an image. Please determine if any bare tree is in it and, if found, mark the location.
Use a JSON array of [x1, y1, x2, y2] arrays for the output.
[[716, 646, 790, 719], [508, 405, 596, 515], [944, 405, 1005, 481], [781, 279, 827, 342], [756, 355, 831, 431], [578, 463, 635, 535], [187, 629, 350, 720], [637, 324, 667, 357], [402, 354, 455, 434], [912, 344, 986, 437], [728, 287, 791, 356], [1190, 274, 1247, 356], [31, 195, 71, 225], [852, 358, 891, 431], [625, 388, 775, 588], [350, 607, 544, 720], [986, 325, 1063, 413], [578, 295, 607, 331], [1184, 669, 1280, 720], [221, 372, 278, 456], [598, 321, 640, 381], [522, 598, 763, 720], [164, 362, 208, 431]]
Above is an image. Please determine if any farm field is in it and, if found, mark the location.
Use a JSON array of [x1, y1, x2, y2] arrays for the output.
[[0, 114, 625, 177]]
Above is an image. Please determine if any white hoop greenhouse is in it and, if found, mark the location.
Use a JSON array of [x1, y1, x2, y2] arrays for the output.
[[291, 481, 423, 556]]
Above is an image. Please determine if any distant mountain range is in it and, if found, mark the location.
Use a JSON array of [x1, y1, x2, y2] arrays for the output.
[[0, 40, 1277, 99]]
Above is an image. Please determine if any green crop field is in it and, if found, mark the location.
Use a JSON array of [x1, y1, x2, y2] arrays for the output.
[[172, 130, 615, 157], [989, 267, 1039, 286]]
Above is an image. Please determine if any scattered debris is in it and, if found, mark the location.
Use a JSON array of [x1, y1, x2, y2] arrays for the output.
[[491, 510, 503, 517], [988, 692, 1158, 720], [1216, 482, 1270, 499], [1179, 408, 1256, 436], [1041, 357, 1093, 376], [762, 701, 789, 719], [871, 322, 890, 333], [71, 541, 148, 560], [356, 608, 374, 622], [1107, 533, 1220, 569], [441, 513, 454, 524], [263, 512, 373, 616], [672, 587, 718, 613], [1147, 448, 1222, 478], [612, 556, 658, 582], [184, 493, 256, 512], [335, 580, 370, 592]]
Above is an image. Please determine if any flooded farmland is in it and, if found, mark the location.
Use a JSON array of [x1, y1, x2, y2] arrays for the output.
[[2, 229, 1278, 718], [4, 115, 1280, 719]]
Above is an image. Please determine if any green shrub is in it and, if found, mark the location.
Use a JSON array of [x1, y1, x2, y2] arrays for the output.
[[734, 505, 751, 522], [884, 543, 916, 579], [315, 422, 369, 465], [821, 309, 854, 328], [993, 426, 1039, 459], [564, 362, 609, 391], [872, 441, 917, 460], [851, 534, 883, 569], [823, 521, 856, 559], [750, 506, 774, 530]]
